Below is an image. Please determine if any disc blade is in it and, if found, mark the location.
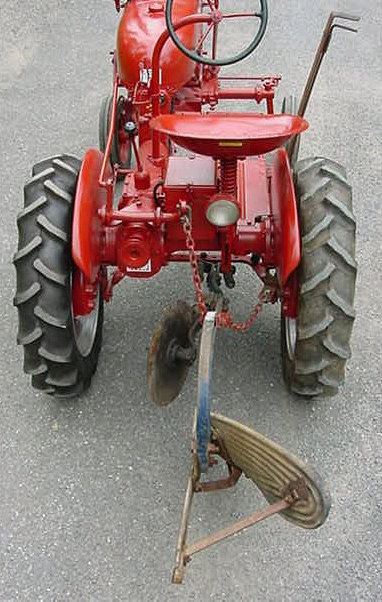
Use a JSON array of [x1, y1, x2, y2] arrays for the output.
[[210, 413, 331, 529], [148, 301, 195, 406]]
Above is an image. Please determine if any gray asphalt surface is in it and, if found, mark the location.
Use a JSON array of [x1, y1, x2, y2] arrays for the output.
[[1, 1, 381, 600]]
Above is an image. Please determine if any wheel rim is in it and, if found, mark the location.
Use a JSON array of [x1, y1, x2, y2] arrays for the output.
[[284, 317, 297, 361], [71, 274, 100, 357]]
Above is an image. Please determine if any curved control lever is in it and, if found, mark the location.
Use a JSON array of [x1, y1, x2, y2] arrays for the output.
[[298, 12, 361, 119], [287, 12, 360, 163]]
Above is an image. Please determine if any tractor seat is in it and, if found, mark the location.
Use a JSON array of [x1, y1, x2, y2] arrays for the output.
[[150, 112, 308, 158]]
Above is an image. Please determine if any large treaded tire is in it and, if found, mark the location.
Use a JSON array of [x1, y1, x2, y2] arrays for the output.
[[13, 155, 104, 398], [281, 157, 357, 397]]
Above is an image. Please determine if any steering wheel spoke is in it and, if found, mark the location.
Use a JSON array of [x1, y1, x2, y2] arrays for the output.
[[195, 21, 214, 52], [166, 0, 268, 67], [204, 0, 216, 11], [221, 12, 263, 19]]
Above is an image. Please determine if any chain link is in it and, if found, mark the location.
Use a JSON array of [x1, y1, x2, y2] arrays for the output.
[[182, 217, 208, 322], [182, 214, 267, 332], [215, 294, 266, 331]]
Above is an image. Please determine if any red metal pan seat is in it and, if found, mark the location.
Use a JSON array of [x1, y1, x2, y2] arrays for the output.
[[150, 112, 308, 158]]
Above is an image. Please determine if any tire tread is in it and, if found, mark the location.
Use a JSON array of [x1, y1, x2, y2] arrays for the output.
[[282, 156, 356, 397], [13, 154, 103, 397]]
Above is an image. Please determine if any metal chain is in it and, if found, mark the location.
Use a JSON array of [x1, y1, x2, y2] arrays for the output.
[[182, 216, 208, 322], [182, 214, 268, 332], [216, 294, 266, 331]]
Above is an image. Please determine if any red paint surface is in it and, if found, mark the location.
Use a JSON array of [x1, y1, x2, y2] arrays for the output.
[[73, 6, 311, 301], [270, 148, 301, 285], [71, 268, 99, 317], [163, 155, 269, 258], [72, 149, 112, 281], [117, 0, 200, 90], [150, 113, 308, 157], [282, 270, 299, 319]]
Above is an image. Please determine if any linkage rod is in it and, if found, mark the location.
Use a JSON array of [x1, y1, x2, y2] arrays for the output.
[[173, 475, 194, 584], [185, 497, 291, 558]]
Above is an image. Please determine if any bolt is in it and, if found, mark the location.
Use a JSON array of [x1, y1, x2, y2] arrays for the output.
[[124, 121, 136, 134]]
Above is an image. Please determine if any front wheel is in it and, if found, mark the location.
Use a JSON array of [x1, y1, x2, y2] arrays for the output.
[[281, 157, 357, 397], [99, 95, 132, 170], [13, 155, 104, 397]]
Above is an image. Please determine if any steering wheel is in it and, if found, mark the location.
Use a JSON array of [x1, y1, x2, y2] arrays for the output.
[[165, 0, 268, 67]]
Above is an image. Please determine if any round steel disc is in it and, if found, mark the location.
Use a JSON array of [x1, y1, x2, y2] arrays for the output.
[[210, 413, 331, 529], [148, 301, 195, 406]]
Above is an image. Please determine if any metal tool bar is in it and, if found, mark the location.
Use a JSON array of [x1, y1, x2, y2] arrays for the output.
[[184, 497, 291, 558], [297, 12, 360, 119], [196, 311, 217, 472], [218, 75, 281, 81], [172, 474, 195, 585], [288, 12, 360, 162]]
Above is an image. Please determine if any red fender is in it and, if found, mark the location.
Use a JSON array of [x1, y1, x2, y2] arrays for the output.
[[72, 149, 111, 281], [270, 148, 301, 285]]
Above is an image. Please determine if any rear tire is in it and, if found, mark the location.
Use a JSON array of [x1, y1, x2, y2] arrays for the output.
[[281, 157, 357, 397], [13, 155, 104, 397]]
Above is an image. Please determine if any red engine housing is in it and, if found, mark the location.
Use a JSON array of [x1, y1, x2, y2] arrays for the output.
[[117, 0, 200, 92]]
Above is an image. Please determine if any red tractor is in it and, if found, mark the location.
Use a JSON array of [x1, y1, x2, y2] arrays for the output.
[[13, 0, 358, 402], [13, 0, 360, 581]]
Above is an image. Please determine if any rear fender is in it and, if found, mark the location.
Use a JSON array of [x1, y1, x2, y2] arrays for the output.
[[72, 149, 112, 281], [270, 148, 300, 285]]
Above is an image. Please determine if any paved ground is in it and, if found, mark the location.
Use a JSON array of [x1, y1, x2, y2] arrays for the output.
[[1, 1, 381, 600]]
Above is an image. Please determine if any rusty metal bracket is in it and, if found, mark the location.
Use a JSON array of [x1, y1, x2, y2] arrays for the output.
[[172, 458, 308, 584], [172, 413, 310, 584], [288, 11, 360, 161], [194, 464, 242, 493], [172, 407, 331, 584]]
